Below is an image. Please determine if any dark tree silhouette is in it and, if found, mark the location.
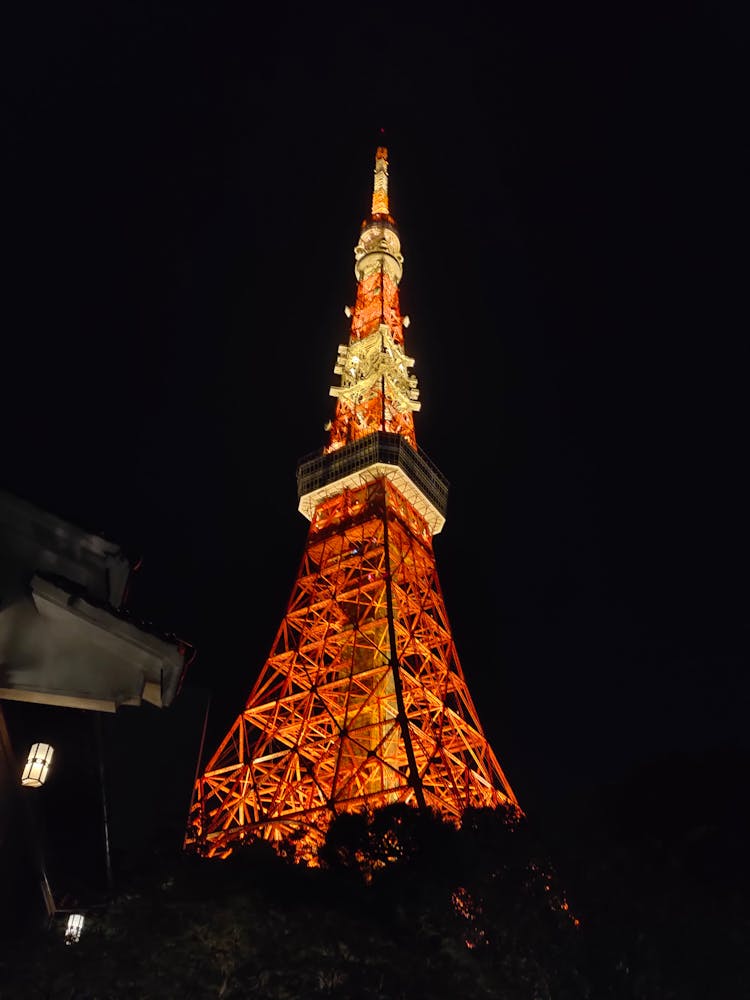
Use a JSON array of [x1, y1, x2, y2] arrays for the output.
[[2, 750, 747, 999]]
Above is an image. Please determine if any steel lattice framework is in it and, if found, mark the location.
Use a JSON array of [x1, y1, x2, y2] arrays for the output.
[[184, 148, 520, 861]]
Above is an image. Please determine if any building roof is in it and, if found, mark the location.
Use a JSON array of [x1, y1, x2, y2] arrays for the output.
[[0, 488, 191, 712]]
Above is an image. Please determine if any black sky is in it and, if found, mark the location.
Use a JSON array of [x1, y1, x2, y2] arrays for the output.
[[4, 2, 748, 847]]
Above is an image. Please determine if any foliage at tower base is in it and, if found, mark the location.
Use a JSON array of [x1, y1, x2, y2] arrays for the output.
[[4, 747, 749, 999], [0, 804, 589, 1000]]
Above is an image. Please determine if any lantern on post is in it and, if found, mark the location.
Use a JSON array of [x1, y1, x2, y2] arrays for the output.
[[21, 742, 54, 787], [65, 913, 85, 945]]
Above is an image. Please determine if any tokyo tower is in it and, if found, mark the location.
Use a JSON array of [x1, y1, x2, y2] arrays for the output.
[[184, 147, 520, 861]]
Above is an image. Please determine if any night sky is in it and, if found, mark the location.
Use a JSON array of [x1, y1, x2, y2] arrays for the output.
[[4, 4, 747, 868]]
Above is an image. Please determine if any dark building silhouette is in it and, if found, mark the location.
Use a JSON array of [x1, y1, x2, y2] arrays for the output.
[[0, 486, 193, 932]]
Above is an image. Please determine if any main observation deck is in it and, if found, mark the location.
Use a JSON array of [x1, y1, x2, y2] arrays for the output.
[[296, 431, 449, 535]]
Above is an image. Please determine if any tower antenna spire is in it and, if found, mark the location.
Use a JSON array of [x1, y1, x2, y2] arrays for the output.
[[371, 144, 390, 218]]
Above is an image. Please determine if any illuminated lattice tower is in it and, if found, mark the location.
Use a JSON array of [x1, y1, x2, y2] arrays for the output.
[[185, 147, 520, 861]]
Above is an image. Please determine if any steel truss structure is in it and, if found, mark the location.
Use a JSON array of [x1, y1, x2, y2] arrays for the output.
[[185, 148, 519, 861]]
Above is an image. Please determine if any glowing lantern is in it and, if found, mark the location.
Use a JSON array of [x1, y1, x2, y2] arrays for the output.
[[65, 913, 85, 945], [21, 742, 54, 787]]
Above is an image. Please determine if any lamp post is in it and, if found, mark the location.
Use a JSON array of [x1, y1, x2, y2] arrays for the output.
[[18, 740, 56, 919]]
